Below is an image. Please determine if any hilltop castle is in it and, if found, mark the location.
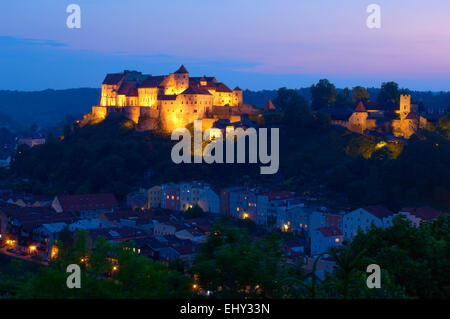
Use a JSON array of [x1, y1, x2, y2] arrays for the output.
[[325, 95, 427, 139], [82, 65, 258, 131]]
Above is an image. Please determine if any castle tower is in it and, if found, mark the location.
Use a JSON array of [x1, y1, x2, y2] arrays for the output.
[[264, 99, 275, 111], [173, 65, 189, 94], [349, 101, 368, 134], [233, 86, 243, 106], [399, 94, 411, 119]]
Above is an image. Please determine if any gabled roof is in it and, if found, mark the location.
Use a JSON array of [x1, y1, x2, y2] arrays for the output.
[[174, 65, 189, 74], [57, 194, 118, 212], [355, 101, 367, 112], [103, 73, 124, 85], [215, 82, 233, 93], [117, 82, 138, 96], [364, 205, 395, 219], [181, 87, 212, 95], [317, 226, 342, 237], [140, 75, 166, 88], [233, 86, 242, 91], [264, 99, 276, 111]]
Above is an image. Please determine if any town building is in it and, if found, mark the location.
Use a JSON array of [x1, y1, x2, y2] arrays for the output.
[[342, 205, 395, 240], [52, 193, 118, 218], [310, 226, 343, 256]]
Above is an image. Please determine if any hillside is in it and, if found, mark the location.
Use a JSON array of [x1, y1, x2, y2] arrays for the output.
[[0, 88, 101, 129], [0, 87, 449, 132]]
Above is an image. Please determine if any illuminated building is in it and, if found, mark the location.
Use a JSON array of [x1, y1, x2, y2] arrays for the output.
[[83, 65, 257, 132]]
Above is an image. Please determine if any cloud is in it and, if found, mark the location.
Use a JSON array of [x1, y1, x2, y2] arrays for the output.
[[0, 36, 68, 48]]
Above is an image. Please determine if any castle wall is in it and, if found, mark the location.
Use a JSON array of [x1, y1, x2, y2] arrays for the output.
[[138, 88, 159, 107], [100, 84, 119, 106], [348, 112, 368, 134]]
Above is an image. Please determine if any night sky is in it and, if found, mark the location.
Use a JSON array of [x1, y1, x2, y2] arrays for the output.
[[1, 0, 449, 91]]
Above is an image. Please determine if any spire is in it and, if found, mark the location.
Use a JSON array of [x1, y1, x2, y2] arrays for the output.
[[355, 101, 366, 112], [264, 99, 276, 111], [174, 65, 188, 74]]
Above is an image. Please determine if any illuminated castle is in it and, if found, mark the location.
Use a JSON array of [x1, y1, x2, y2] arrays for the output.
[[83, 65, 256, 131], [327, 95, 427, 139]]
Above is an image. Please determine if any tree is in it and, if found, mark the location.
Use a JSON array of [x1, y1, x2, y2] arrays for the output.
[[334, 88, 350, 109], [352, 86, 369, 103], [191, 225, 306, 298], [310, 79, 336, 110], [377, 82, 399, 104]]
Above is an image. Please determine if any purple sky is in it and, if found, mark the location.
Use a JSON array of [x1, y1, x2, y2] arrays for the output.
[[0, 0, 449, 91]]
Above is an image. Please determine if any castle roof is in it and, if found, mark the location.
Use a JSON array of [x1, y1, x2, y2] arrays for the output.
[[190, 77, 217, 83], [234, 86, 242, 91], [181, 87, 212, 95], [103, 73, 124, 85], [355, 101, 367, 112], [117, 82, 138, 96], [140, 75, 166, 88], [264, 99, 276, 111], [158, 94, 177, 100], [215, 82, 233, 93], [174, 65, 189, 74]]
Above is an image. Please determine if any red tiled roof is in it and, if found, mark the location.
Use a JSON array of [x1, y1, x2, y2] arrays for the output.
[[364, 205, 395, 219], [264, 99, 276, 111], [234, 86, 242, 91], [317, 226, 342, 237], [57, 194, 118, 212], [401, 207, 443, 221], [355, 101, 366, 112]]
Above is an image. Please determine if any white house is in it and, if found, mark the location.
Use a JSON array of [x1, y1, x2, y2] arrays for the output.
[[343, 205, 395, 240], [198, 186, 220, 214], [68, 219, 112, 232], [310, 227, 343, 256]]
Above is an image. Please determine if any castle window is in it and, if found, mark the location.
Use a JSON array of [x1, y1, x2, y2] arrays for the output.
[[194, 110, 197, 113]]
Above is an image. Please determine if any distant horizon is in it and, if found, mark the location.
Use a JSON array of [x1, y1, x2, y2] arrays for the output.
[[1, 0, 450, 91]]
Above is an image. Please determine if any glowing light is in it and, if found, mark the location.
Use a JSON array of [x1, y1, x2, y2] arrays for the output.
[[29, 245, 37, 252], [335, 238, 340, 243], [243, 213, 249, 219], [112, 266, 118, 271]]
